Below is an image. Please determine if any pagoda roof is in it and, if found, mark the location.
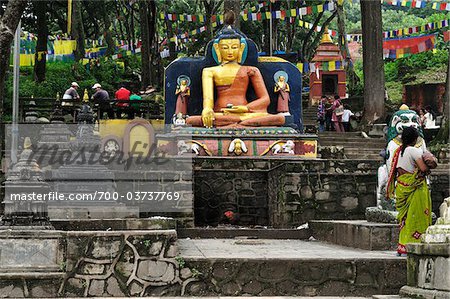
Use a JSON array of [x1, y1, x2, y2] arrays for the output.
[[311, 41, 344, 62]]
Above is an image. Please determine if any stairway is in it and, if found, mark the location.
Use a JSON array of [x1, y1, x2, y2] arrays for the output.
[[302, 105, 319, 133], [318, 131, 386, 160]]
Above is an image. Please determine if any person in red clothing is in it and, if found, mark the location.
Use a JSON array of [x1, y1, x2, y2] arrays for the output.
[[115, 86, 131, 119]]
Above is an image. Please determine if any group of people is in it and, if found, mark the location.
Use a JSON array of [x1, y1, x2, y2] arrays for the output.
[[317, 95, 354, 133], [63, 82, 142, 120]]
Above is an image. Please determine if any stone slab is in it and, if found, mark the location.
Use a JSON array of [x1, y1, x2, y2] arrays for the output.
[[400, 285, 450, 299], [310, 220, 398, 251], [178, 238, 403, 260], [0, 238, 60, 271], [178, 227, 311, 239], [51, 217, 177, 230]]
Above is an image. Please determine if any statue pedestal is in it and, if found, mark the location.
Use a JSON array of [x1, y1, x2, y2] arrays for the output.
[[400, 200, 450, 299], [157, 127, 318, 158], [400, 243, 450, 298]]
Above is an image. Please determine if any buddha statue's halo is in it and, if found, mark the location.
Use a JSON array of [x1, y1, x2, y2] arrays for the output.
[[177, 75, 191, 86], [212, 26, 248, 65], [274, 70, 289, 83]]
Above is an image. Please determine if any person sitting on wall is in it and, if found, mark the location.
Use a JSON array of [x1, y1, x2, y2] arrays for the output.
[[91, 83, 113, 119], [115, 86, 131, 119]]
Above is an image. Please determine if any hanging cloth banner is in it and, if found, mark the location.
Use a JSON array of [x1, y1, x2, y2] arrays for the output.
[[383, 34, 436, 58], [161, 1, 335, 22], [383, 18, 450, 38], [383, 0, 450, 11], [444, 30, 450, 41]]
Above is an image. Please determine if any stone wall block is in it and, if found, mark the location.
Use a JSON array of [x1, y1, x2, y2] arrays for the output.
[[90, 237, 121, 259], [81, 263, 105, 275], [106, 276, 125, 296], [315, 191, 331, 202], [340, 196, 359, 210], [88, 279, 105, 296]]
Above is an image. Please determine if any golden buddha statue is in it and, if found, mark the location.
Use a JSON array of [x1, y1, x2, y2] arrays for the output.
[[186, 14, 285, 128]]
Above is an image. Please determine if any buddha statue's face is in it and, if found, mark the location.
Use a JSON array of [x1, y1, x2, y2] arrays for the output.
[[218, 39, 241, 62], [181, 79, 187, 86], [279, 76, 285, 82]]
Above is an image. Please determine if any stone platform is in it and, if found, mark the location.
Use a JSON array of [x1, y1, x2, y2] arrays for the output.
[[179, 238, 406, 297], [310, 220, 399, 251], [156, 127, 318, 158]]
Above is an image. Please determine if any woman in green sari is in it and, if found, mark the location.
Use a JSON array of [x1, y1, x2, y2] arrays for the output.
[[386, 126, 432, 256]]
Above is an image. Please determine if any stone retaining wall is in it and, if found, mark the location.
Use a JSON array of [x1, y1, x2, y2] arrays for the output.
[[193, 158, 449, 228], [0, 230, 192, 297], [194, 158, 380, 228], [182, 258, 406, 296], [0, 230, 407, 297]]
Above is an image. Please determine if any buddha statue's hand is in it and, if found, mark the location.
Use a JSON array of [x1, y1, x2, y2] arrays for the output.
[[221, 105, 249, 114], [202, 107, 215, 128]]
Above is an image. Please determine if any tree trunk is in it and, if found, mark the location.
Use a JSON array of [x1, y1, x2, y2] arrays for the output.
[[444, 46, 450, 117], [72, 0, 85, 61], [224, 0, 240, 29], [34, 0, 48, 83], [336, 1, 359, 95], [139, 0, 151, 88], [0, 0, 27, 158], [103, 1, 115, 56], [361, 0, 385, 123]]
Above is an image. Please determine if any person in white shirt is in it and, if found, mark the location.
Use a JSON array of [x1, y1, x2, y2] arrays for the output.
[[423, 105, 437, 128], [341, 104, 354, 132]]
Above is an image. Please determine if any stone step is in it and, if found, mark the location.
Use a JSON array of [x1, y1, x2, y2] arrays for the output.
[[319, 141, 386, 147], [309, 220, 399, 251], [180, 238, 406, 296], [319, 136, 385, 142], [178, 227, 311, 239], [48, 205, 140, 219], [51, 217, 177, 230], [319, 132, 367, 137]]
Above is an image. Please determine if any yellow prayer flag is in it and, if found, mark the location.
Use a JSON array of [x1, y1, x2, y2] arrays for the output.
[[397, 48, 404, 58], [266, 12, 271, 19], [179, 15, 185, 21], [398, 29, 403, 36], [243, 14, 248, 21], [290, 9, 297, 17], [160, 13, 165, 19], [299, 20, 304, 27], [329, 61, 336, 71], [401, 1, 407, 7], [199, 15, 204, 23], [297, 62, 303, 73], [318, 4, 323, 13]]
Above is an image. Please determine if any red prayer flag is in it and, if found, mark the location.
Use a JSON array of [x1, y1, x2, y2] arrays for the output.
[[444, 31, 450, 42]]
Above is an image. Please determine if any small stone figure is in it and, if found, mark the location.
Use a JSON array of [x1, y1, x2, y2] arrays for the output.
[[228, 139, 247, 156], [272, 140, 295, 155], [173, 113, 186, 126], [175, 77, 190, 116], [274, 73, 290, 114]]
